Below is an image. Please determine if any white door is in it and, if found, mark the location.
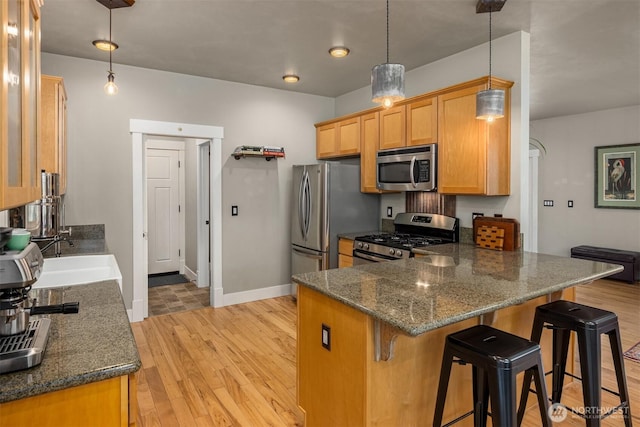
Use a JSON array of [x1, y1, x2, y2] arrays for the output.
[[147, 149, 180, 274]]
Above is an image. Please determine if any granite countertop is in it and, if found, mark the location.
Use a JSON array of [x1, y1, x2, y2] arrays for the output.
[[0, 281, 141, 403], [292, 243, 623, 336]]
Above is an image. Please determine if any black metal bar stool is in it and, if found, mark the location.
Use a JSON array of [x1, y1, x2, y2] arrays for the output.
[[517, 300, 632, 427], [433, 324, 551, 427]]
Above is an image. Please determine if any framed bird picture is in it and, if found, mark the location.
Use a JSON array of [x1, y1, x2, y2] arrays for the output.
[[594, 142, 640, 209]]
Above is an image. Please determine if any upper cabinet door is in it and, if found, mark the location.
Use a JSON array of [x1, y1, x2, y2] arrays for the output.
[[316, 117, 361, 159], [41, 75, 68, 194], [379, 105, 405, 150], [316, 122, 337, 159], [360, 112, 380, 193], [406, 96, 437, 146], [1, 0, 41, 210], [336, 117, 360, 156], [438, 80, 511, 195]]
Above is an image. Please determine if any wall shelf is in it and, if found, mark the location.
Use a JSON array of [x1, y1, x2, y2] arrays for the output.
[[232, 145, 285, 161]]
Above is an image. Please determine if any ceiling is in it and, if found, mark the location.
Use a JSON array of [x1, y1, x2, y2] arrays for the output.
[[40, 0, 639, 121]]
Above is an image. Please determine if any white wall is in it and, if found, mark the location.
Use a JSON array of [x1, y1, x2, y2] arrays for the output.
[[42, 53, 333, 308], [533, 105, 640, 256], [336, 31, 530, 230]]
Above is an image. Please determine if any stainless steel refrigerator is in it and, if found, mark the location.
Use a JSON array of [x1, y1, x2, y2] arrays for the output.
[[291, 162, 380, 278]]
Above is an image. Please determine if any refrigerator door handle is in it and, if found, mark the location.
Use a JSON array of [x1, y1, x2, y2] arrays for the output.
[[292, 246, 324, 260], [298, 171, 306, 239], [303, 170, 311, 239]]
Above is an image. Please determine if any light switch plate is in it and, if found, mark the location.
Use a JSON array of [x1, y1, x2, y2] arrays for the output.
[[231, 205, 238, 216]]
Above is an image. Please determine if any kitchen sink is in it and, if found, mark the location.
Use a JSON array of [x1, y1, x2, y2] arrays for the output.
[[34, 254, 122, 291]]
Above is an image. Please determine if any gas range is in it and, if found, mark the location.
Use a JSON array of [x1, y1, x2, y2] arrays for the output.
[[353, 213, 459, 263]]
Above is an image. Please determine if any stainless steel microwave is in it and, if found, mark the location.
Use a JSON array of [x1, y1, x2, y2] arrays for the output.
[[376, 144, 437, 191]]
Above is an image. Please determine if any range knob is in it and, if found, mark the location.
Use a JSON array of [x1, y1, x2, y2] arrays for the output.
[[396, 250, 403, 257], [389, 248, 396, 256], [357, 242, 363, 249], [364, 243, 370, 250]]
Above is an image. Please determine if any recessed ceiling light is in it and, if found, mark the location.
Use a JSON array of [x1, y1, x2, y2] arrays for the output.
[[329, 46, 350, 58], [283, 74, 300, 83], [92, 39, 119, 51]]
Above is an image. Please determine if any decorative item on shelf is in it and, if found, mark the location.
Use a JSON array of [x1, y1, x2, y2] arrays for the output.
[[371, 0, 405, 109], [475, 0, 507, 122], [232, 145, 285, 161], [95, 0, 135, 95]]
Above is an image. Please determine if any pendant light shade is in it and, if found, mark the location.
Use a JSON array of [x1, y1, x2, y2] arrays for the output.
[[476, 0, 506, 121], [372, 0, 405, 108], [476, 88, 504, 121], [372, 63, 405, 108]]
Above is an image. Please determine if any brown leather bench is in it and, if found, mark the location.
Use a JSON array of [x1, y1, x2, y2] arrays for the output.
[[571, 245, 640, 283]]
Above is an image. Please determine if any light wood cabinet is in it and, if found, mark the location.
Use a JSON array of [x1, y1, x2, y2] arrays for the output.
[[378, 105, 405, 150], [406, 96, 437, 146], [0, 374, 138, 427], [297, 285, 574, 426], [316, 117, 360, 159], [338, 237, 354, 268], [1, 0, 42, 210], [359, 112, 380, 193], [314, 77, 512, 196], [437, 79, 512, 195], [40, 75, 67, 194]]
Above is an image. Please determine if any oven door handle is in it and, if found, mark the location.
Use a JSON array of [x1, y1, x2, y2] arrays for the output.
[[353, 251, 394, 263], [409, 156, 417, 189]]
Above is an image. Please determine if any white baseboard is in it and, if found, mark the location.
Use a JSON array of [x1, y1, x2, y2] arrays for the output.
[[222, 283, 293, 307], [130, 298, 145, 322], [184, 265, 198, 284]]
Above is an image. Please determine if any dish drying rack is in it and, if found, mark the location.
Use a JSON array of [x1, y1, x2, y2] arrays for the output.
[[232, 145, 285, 161]]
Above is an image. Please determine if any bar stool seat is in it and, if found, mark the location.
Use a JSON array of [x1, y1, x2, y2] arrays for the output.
[[517, 300, 632, 427], [433, 324, 551, 427]]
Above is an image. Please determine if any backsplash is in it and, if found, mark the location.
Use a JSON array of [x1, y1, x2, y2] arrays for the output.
[[67, 224, 105, 240], [405, 192, 456, 218]]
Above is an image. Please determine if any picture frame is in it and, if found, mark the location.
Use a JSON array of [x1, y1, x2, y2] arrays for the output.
[[594, 142, 639, 209]]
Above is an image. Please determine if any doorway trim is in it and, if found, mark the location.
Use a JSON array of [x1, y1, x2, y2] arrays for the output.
[[130, 119, 224, 322]]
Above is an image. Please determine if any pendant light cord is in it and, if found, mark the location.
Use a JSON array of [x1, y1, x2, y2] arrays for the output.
[[386, 0, 390, 64], [488, 6, 492, 89], [109, 7, 113, 73]]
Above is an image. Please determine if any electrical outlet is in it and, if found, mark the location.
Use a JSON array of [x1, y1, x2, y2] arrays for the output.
[[231, 205, 238, 216], [472, 212, 484, 221], [568, 200, 574, 208], [543, 200, 554, 207], [387, 206, 393, 218], [494, 214, 503, 218], [321, 324, 331, 351]]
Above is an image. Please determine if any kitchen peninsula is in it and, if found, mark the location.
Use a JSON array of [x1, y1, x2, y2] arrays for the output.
[[292, 244, 623, 426], [0, 281, 140, 426]]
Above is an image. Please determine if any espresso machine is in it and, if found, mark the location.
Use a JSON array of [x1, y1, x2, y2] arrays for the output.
[[0, 236, 79, 374]]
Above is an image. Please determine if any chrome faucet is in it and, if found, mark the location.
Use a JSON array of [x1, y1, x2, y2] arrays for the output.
[[37, 228, 74, 257]]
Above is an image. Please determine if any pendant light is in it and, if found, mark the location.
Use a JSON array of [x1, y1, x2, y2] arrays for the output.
[[371, 0, 405, 109], [476, 0, 506, 122], [103, 4, 118, 95]]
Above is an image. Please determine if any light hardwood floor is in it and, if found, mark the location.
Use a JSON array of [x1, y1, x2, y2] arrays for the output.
[[132, 279, 639, 426]]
